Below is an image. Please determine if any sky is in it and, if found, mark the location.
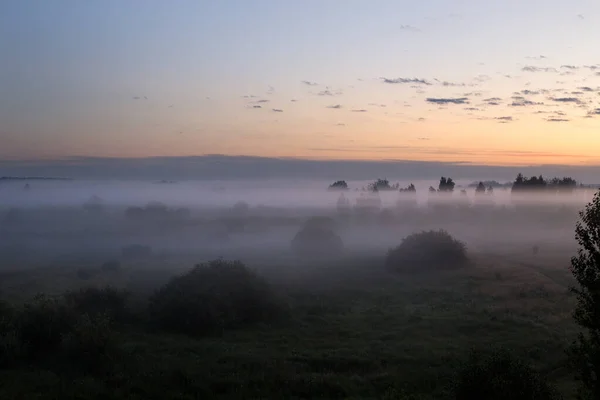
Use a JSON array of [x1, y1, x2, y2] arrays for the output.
[[1, 0, 600, 168]]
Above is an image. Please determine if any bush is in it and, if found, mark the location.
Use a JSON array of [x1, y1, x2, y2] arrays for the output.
[[291, 218, 344, 258], [61, 312, 117, 372], [385, 230, 467, 272], [148, 259, 287, 336], [451, 349, 561, 400], [15, 295, 75, 359], [63, 287, 130, 323]]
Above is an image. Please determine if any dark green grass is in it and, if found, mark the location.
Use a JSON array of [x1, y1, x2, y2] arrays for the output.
[[0, 252, 580, 399]]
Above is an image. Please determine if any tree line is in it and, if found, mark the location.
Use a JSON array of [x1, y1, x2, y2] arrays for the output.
[[328, 173, 581, 194]]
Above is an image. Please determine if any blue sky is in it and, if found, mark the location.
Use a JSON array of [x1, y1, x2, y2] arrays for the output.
[[1, 0, 600, 165]]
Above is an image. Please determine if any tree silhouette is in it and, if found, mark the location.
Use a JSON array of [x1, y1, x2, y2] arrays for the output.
[[328, 180, 348, 191], [438, 177, 455, 192], [475, 182, 486, 194], [367, 178, 399, 192], [399, 183, 416, 193], [569, 190, 600, 399]]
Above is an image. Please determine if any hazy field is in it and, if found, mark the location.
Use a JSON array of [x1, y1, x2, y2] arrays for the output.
[[0, 178, 590, 398]]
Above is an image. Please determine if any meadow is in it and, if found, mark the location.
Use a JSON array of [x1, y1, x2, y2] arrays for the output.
[[0, 181, 591, 399]]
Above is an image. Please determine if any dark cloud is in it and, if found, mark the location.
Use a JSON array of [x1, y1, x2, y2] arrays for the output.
[[252, 105, 262, 109], [399, 24, 421, 32], [552, 97, 581, 103], [464, 107, 480, 111], [440, 81, 466, 87], [426, 97, 469, 105], [511, 98, 543, 106], [301, 80, 318, 86], [588, 108, 600, 116], [317, 90, 334, 96], [495, 116, 513, 122], [522, 66, 558, 73], [520, 90, 541, 95], [327, 104, 342, 109], [579, 87, 595, 92], [418, 118, 426, 122], [133, 96, 140, 100], [272, 109, 283, 112], [242, 95, 258, 98], [547, 118, 570, 122], [571, 91, 584, 95], [381, 77, 432, 85], [561, 65, 579, 70], [484, 97, 502, 102], [290, 99, 297, 102], [351, 109, 368, 112], [463, 91, 483, 97], [256, 99, 269, 103]]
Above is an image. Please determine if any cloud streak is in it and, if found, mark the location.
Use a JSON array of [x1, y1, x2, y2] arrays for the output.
[[426, 97, 469, 105], [381, 77, 432, 85]]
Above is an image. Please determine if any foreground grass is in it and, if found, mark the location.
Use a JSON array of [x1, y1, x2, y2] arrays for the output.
[[0, 251, 579, 399]]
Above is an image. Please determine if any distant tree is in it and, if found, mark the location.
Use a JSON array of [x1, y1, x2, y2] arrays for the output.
[[438, 177, 455, 192], [511, 173, 547, 193], [367, 178, 399, 192], [475, 182, 486, 194], [487, 186, 494, 195], [429, 186, 437, 193], [512, 173, 577, 193], [328, 180, 349, 191], [569, 190, 600, 399], [549, 177, 578, 193], [399, 183, 416, 193], [460, 189, 467, 195]]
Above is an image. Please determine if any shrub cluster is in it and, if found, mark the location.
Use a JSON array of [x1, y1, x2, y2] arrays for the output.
[[291, 217, 344, 258], [386, 229, 467, 272], [452, 349, 561, 400], [148, 259, 287, 336], [0, 287, 127, 371]]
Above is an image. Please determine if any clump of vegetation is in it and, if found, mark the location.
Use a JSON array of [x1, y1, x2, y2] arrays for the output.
[[385, 229, 467, 271], [61, 312, 117, 372], [328, 180, 349, 191], [148, 259, 287, 336], [569, 189, 600, 399], [14, 295, 76, 359], [451, 349, 561, 400], [291, 217, 344, 258], [63, 287, 130, 323], [367, 178, 399, 192]]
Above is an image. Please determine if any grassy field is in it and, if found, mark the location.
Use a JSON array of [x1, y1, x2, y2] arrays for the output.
[[0, 244, 581, 399]]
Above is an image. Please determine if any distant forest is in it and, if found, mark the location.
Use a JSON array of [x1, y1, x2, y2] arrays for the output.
[[329, 173, 597, 193]]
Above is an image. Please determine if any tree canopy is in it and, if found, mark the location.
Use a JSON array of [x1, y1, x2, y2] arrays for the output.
[[328, 180, 348, 191], [438, 177, 455, 192]]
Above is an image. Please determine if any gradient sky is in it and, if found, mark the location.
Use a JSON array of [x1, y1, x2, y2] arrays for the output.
[[2, 0, 600, 166]]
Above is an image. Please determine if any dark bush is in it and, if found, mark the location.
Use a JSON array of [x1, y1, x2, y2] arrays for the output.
[[61, 312, 117, 372], [148, 259, 287, 336], [63, 287, 130, 323], [385, 230, 467, 272], [452, 349, 561, 400], [291, 217, 344, 258], [15, 295, 75, 359]]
